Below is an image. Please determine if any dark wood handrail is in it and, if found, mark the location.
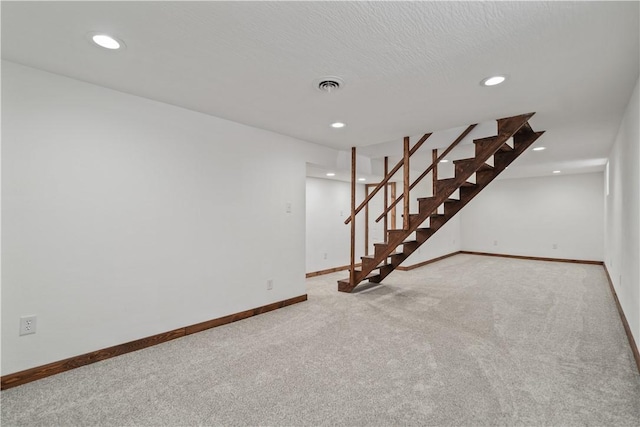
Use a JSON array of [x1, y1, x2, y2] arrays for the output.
[[375, 124, 477, 223], [344, 133, 432, 224]]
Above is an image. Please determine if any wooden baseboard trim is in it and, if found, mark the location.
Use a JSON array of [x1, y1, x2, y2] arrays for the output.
[[306, 263, 362, 278], [459, 251, 603, 265], [396, 251, 461, 271], [185, 294, 307, 335], [602, 265, 640, 375], [1, 294, 307, 390]]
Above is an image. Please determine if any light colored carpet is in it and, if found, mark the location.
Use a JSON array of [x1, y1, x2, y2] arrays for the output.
[[2, 254, 639, 426]]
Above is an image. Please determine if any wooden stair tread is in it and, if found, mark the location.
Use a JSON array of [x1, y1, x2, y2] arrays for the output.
[[376, 241, 409, 248], [337, 279, 351, 291], [353, 269, 382, 281], [359, 261, 389, 270], [362, 251, 403, 261], [454, 158, 495, 172], [476, 163, 494, 172], [473, 136, 512, 152], [436, 178, 476, 188], [417, 227, 434, 233], [473, 135, 499, 145]]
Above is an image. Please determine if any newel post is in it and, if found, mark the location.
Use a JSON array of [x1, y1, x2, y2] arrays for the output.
[[403, 137, 410, 230], [350, 146, 356, 287]]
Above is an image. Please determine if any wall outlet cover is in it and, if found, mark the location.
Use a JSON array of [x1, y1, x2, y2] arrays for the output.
[[20, 315, 37, 336]]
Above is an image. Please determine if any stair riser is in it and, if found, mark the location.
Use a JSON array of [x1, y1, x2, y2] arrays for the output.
[[416, 229, 434, 243], [362, 259, 378, 270], [454, 160, 475, 176], [373, 243, 388, 259], [387, 230, 407, 245], [435, 178, 461, 196], [444, 202, 463, 217], [402, 241, 419, 253], [476, 170, 495, 186], [418, 199, 437, 215], [409, 214, 425, 228], [390, 253, 408, 266], [430, 216, 447, 229]]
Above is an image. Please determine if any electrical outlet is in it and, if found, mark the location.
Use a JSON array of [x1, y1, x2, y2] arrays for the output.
[[20, 315, 37, 336], [285, 202, 292, 214], [267, 279, 273, 290], [493, 240, 498, 246], [552, 243, 558, 249], [323, 253, 328, 260]]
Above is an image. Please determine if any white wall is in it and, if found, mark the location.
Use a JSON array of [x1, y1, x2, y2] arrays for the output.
[[605, 77, 639, 353], [1, 61, 338, 375], [405, 216, 461, 264], [461, 173, 604, 261], [305, 177, 365, 273]]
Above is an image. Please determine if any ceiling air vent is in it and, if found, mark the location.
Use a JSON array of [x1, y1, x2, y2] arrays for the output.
[[315, 76, 344, 93]]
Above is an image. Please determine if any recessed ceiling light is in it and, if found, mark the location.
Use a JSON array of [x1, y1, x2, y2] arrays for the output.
[[481, 75, 507, 86], [358, 178, 366, 181], [533, 147, 546, 151], [326, 172, 336, 177], [439, 159, 449, 163], [553, 170, 561, 174], [91, 34, 122, 50], [330, 122, 346, 129]]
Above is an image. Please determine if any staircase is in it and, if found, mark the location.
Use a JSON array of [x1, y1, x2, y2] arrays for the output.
[[338, 113, 544, 293]]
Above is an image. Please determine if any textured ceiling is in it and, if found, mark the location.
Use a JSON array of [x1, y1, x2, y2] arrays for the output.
[[2, 1, 639, 178]]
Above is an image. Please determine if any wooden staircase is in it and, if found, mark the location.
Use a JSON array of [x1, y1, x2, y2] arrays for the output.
[[338, 113, 544, 293]]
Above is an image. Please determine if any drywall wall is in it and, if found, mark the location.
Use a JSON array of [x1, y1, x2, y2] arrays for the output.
[[405, 216, 461, 264], [305, 177, 365, 273], [460, 172, 604, 261], [605, 77, 639, 351], [1, 61, 337, 375]]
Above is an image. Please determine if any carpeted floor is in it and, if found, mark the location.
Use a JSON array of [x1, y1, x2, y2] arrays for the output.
[[2, 254, 639, 426]]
